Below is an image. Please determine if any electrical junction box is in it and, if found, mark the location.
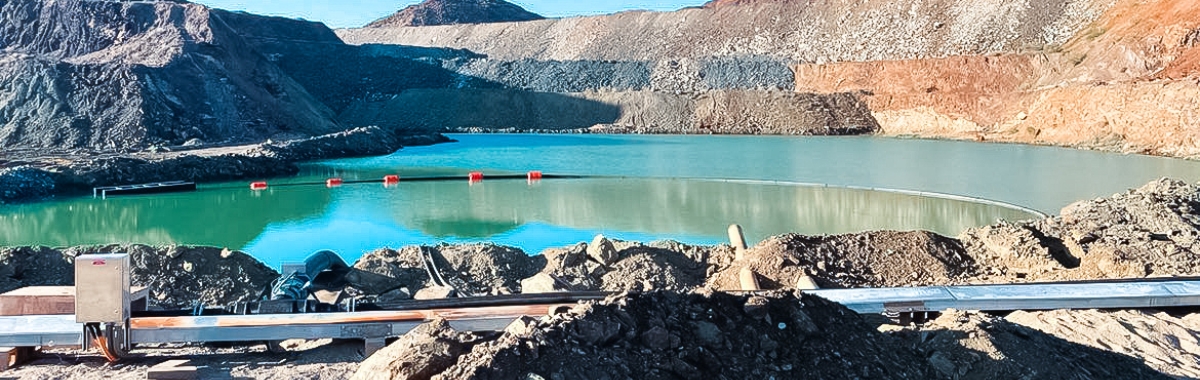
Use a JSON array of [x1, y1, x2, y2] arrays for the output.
[[75, 254, 131, 323]]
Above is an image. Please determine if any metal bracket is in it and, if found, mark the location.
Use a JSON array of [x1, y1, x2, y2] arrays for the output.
[[340, 324, 392, 339]]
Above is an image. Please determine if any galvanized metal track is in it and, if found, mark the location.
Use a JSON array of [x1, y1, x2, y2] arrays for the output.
[[809, 280, 1200, 314]]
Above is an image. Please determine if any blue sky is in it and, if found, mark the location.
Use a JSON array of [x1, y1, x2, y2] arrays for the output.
[[193, 1, 707, 29]]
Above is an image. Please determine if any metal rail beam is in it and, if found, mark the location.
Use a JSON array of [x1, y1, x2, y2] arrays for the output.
[[6, 280, 1200, 348], [807, 280, 1200, 314]]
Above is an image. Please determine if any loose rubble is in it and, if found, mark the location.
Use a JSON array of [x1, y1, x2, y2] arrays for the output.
[[962, 179, 1200, 283], [0, 245, 278, 310], [392, 291, 946, 380]]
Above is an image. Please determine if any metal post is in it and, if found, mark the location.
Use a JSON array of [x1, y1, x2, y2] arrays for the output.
[[739, 268, 761, 291]]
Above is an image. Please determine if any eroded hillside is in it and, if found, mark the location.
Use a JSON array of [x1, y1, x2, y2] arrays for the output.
[[0, 0, 342, 152]]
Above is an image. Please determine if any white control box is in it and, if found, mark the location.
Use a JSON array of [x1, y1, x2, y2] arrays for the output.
[[75, 254, 131, 323]]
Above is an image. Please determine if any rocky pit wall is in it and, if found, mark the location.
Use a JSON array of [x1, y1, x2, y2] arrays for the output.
[[339, 0, 1107, 62], [330, 0, 1112, 138], [337, 0, 1200, 158], [792, 0, 1200, 157], [338, 89, 879, 135], [0, 0, 345, 152]]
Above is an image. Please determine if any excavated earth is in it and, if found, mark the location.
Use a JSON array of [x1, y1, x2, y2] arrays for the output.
[[6, 179, 1200, 378]]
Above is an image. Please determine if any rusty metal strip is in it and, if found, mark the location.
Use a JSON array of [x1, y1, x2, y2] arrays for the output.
[[129, 304, 561, 329]]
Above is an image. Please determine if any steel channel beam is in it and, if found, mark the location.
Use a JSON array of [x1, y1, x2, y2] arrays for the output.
[[128, 305, 554, 344], [809, 280, 1200, 314], [0, 315, 83, 347], [132, 317, 519, 344]]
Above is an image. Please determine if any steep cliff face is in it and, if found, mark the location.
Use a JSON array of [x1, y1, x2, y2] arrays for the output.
[[0, 0, 340, 152], [365, 0, 544, 28], [794, 0, 1200, 157]]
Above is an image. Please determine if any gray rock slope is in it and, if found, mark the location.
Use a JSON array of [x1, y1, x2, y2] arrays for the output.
[[0, 0, 341, 152]]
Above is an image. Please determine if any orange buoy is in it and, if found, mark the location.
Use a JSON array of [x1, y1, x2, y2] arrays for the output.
[[250, 181, 268, 190], [326, 178, 343, 188], [527, 171, 543, 181], [383, 175, 400, 184], [468, 172, 484, 182]]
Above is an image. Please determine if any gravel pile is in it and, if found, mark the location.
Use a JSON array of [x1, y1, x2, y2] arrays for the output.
[[0, 245, 278, 310], [359, 291, 945, 380], [962, 178, 1200, 282]]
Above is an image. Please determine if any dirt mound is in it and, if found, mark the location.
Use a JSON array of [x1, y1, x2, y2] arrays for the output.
[[0, 245, 277, 309], [537, 240, 730, 293], [352, 318, 494, 380], [963, 179, 1200, 282], [1007, 309, 1200, 379], [0, 246, 75, 294], [366, 0, 544, 28], [896, 310, 1173, 379], [709, 231, 975, 290], [81, 245, 279, 310], [354, 244, 544, 297], [422, 291, 943, 379]]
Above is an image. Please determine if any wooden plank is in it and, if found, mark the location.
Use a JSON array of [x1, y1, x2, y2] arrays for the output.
[[0, 286, 149, 316], [146, 359, 198, 380], [0, 287, 74, 316], [0, 347, 34, 371]]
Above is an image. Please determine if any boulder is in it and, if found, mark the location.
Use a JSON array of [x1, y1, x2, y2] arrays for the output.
[[414, 286, 456, 300], [351, 319, 485, 380], [587, 235, 619, 266], [520, 273, 570, 294]]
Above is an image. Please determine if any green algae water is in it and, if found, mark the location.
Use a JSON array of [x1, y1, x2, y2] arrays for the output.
[[3, 134, 1199, 265]]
